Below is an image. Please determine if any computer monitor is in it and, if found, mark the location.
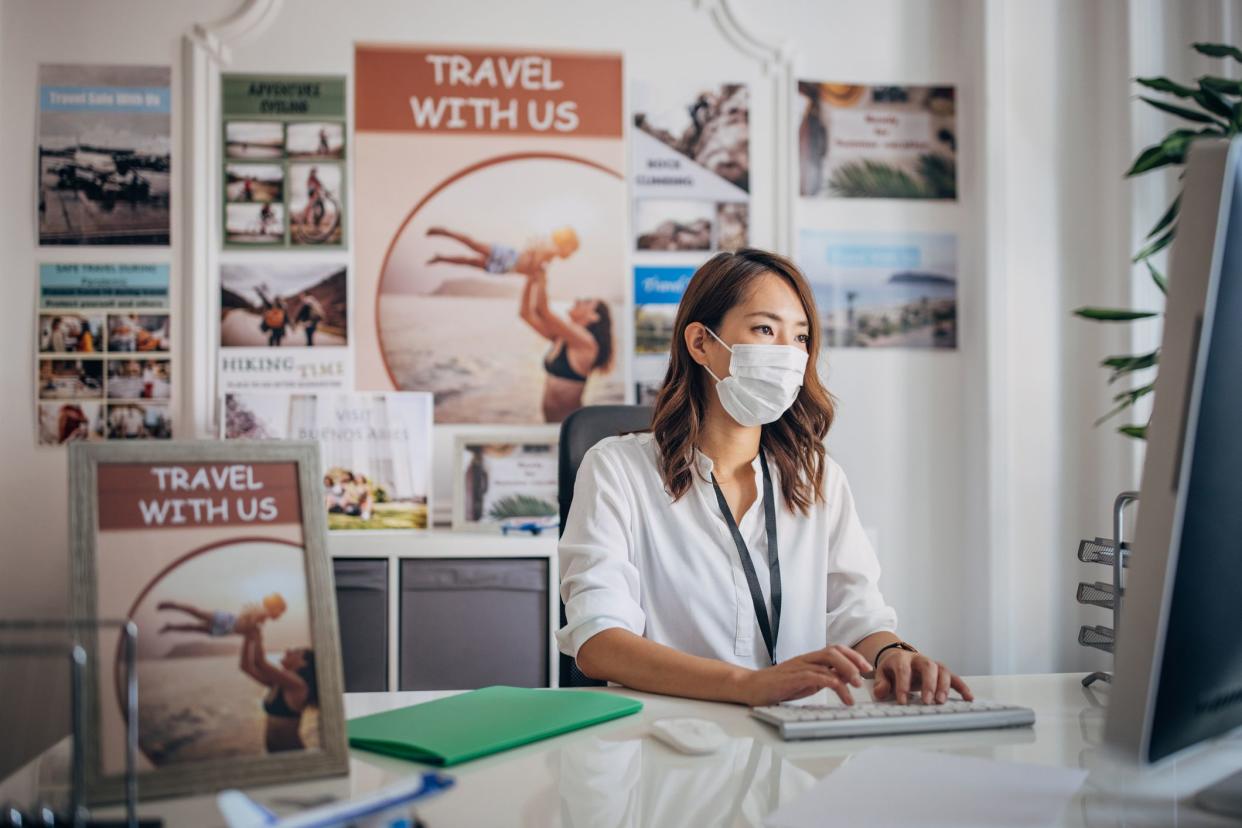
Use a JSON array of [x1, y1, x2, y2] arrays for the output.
[[1105, 137, 1242, 816]]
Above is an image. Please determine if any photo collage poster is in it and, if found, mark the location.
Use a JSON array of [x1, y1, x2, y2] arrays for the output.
[[631, 78, 749, 404], [224, 391, 433, 531], [798, 229, 958, 349], [353, 45, 626, 426], [221, 75, 347, 249], [91, 459, 318, 774], [36, 263, 173, 444], [218, 75, 351, 393], [37, 64, 172, 246]]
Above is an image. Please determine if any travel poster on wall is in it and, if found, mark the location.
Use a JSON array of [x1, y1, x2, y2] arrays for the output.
[[354, 45, 626, 424], [224, 391, 432, 530], [37, 64, 172, 245], [218, 261, 349, 391], [796, 83, 957, 200], [631, 80, 749, 252], [632, 265, 694, 405], [36, 263, 173, 444], [221, 75, 347, 248], [797, 229, 958, 348]]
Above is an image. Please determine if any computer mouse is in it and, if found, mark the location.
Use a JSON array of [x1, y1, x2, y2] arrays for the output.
[[649, 717, 730, 755]]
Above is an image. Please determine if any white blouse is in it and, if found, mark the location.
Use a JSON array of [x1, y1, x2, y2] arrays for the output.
[[556, 432, 898, 670]]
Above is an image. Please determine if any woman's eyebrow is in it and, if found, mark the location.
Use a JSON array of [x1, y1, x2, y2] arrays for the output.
[[745, 311, 810, 328]]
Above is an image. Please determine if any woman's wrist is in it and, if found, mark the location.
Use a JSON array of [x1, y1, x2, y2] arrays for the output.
[[722, 664, 757, 705]]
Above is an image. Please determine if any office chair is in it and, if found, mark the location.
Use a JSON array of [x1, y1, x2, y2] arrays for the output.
[[557, 404, 654, 687]]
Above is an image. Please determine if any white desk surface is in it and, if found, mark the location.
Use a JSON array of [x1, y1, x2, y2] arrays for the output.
[[8, 673, 1242, 827]]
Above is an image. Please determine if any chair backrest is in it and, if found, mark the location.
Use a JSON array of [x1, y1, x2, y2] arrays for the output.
[[557, 404, 654, 687]]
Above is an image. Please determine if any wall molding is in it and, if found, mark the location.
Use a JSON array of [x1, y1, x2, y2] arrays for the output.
[[181, 0, 284, 437], [696, 0, 797, 253]]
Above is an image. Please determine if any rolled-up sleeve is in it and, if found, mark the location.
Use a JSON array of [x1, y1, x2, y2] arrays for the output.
[[556, 445, 647, 658], [824, 462, 898, 647]]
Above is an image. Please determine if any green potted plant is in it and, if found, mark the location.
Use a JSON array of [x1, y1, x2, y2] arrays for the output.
[[1075, 42, 1242, 439]]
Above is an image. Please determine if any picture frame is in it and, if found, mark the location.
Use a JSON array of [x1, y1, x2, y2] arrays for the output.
[[69, 440, 347, 803], [452, 434, 559, 535]]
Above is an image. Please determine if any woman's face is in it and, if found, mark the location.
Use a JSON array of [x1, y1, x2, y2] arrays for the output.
[[693, 272, 810, 381], [282, 648, 306, 671], [569, 299, 600, 325]]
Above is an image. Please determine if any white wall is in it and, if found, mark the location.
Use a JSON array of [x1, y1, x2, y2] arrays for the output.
[[4, 0, 1226, 779]]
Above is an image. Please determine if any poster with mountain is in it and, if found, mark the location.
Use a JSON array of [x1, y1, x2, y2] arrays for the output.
[[218, 261, 349, 390]]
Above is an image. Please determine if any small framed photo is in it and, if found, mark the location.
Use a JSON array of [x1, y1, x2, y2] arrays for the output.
[[452, 434, 559, 535], [69, 440, 347, 803]]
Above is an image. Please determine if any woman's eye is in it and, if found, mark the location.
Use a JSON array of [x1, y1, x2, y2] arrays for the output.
[[797, 334, 810, 344], [754, 325, 773, 335]]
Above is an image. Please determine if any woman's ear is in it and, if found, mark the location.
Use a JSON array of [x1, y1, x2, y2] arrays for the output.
[[684, 322, 711, 367]]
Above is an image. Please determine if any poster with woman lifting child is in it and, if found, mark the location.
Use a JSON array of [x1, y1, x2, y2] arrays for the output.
[[70, 442, 346, 801], [353, 45, 626, 424]]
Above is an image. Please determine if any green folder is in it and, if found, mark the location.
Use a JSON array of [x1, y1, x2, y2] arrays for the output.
[[347, 686, 643, 766]]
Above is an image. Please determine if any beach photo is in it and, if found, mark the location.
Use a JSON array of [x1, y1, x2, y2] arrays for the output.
[[376, 154, 625, 424], [226, 203, 284, 245], [799, 229, 957, 348], [37, 64, 171, 245], [106, 358, 171, 400], [225, 121, 284, 159], [119, 539, 318, 766], [288, 162, 343, 246], [37, 400, 104, 445], [105, 402, 172, 439], [107, 313, 170, 352], [225, 163, 284, 203], [797, 82, 957, 200], [39, 312, 104, 353], [454, 437, 559, 533], [38, 358, 104, 399], [220, 261, 347, 348], [286, 122, 344, 159]]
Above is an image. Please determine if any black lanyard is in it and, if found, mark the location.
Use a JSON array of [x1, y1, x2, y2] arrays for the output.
[[710, 448, 781, 666]]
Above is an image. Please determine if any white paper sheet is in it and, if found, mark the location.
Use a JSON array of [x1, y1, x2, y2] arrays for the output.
[[765, 747, 1088, 828]]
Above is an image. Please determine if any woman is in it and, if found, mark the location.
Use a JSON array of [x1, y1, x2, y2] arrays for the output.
[[518, 270, 614, 423], [239, 626, 318, 752], [558, 249, 971, 707]]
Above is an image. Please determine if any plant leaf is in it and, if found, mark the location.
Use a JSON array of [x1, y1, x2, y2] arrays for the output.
[[1199, 75, 1242, 96], [1193, 42, 1242, 62], [1147, 193, 1181, 239], [1136, 76, 1198, 97], [1133, 225, 1176, 262], [1118, 424, 1148, 440], [1146, 259, 1168, 295], [1194, 87, 1235, 119], [1140, 95, 1228, 126], [1102, 350, 1159, 383], [1074, 307, 1160, 321], [1126, 143, 1172, 177], [1112, 382, 1155, 404]]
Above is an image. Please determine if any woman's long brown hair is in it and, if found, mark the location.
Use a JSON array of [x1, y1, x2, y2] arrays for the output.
[[650, 248, 834, 515]]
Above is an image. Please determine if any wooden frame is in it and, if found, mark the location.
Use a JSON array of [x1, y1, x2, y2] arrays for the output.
[[451, 434, 560, 534], [69, 440, 347, 803]]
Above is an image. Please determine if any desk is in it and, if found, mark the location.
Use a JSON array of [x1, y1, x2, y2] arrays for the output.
[[6, 674, 1242, 826]]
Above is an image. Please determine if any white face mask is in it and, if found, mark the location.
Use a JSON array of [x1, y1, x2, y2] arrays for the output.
[[703, 326, 809, 427]]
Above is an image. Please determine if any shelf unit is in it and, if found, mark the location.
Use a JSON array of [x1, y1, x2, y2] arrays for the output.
[[329, 530, 559, 690]]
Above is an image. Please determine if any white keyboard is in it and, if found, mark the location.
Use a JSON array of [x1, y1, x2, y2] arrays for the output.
[[751, 698, 1036, 740]]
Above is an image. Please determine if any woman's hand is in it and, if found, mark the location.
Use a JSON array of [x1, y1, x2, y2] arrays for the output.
[[872, 650, 973, 705], [734, 644, 873, 707]]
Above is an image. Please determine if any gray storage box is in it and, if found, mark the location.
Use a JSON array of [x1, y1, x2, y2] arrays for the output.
[[400, 558, 548, 689], [332, 558, 389, 692]]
